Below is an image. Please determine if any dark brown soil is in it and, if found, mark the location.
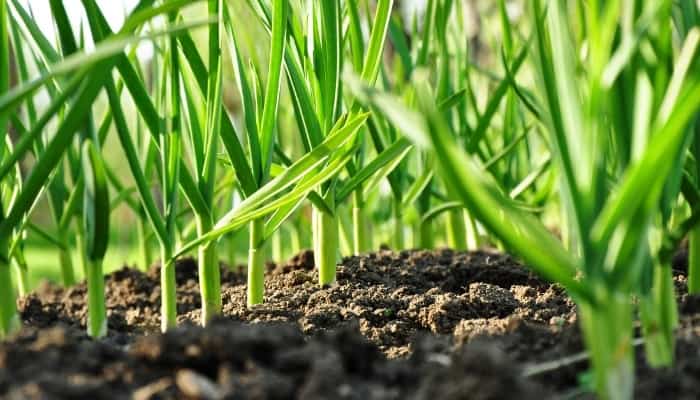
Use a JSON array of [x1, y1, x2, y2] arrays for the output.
[[2, 248, 699, 399]]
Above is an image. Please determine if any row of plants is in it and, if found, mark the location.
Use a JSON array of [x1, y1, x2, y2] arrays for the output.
[[0, 1, 699, 399]]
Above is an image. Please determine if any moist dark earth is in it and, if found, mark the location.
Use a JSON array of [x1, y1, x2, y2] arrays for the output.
[[2, 248, 700, 399]]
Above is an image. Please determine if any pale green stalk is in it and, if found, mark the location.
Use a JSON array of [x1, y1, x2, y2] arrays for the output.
[[85, 258, 107, 338], [338, 206, 354, 256], [272, 228, 283, 262], [352, 190, 367, 254], [689, 225, 700, 293], [160, 245, 176, 331], [0, 256, 19, 338], [75, 229, 89, 278], [248, 218, 265, 306], [58, 245, 76, 285], [392, 198, 404, 250], [291, 222, 301, 255], [12, 256, 28, 296], [579, 296, 634, 400], [137, 219, 152, 270], [464, 211, 481, 250], [0, 0, 17, 338], [81, 137, 110, 339], [227, 232, 237, 271], [314, 204, 338, 286], [640, 263, 678, 367], [418, 222, 434, 249], [196, 215, 221, 322], [445, 210, 467, 250]]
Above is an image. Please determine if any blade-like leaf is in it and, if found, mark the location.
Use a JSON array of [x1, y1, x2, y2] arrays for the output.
[[337, 138, 412, 202], [259, 0, 287, 177]]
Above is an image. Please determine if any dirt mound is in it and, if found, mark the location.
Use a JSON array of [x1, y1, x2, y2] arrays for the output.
[[4, 249, 700, 398]]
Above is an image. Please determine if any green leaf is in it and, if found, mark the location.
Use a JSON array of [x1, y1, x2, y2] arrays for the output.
[[337, 138, 412, 202], [178, 27, 257, 197], [8, 0, 60, 64], [361, 143, 412, 200], [49, 0, 79, 56], [402, 168, 434, 209], [468, 42, 529, 151], [592, 79, 700, 247], [318, 0, 342, 130], [263, 195, 306, 240], [420, 201, 463, 226], [285, 48, 324, 150], [224, 4, 261, 182], [259, 0, 287, 178], [360, 0, 393, 86], [437, 89, 467, 112], [0, 17, 212, 121], [346, 0, 364, 72]]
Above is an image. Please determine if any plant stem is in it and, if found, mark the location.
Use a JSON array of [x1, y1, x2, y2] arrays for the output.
[[688, 225, 700, 293], [291, 223, 301, 255], [313, 205, 338, 286], [196, 215, 221, 325], [445, 209, 467, 250], [228, 232, 237, 271], [160, 245, 177, 332], [13, 259, 29, 297], [75, 229, 88, 278], [393, 199, 404, 250], [338, 209, 353, 256], [86, 258, 106, 338], [58, 247, 76, 286], [137, 219, 152, 271], [419, 221, 434, 249], [579, 294, 634, 400], [465, 211, 481, 250], [352, 190, 367, 254], [0, 258, 19, 338], [640, 264, 677, 367], [248, 218, 265, 306], [272, 228, 283, 262], [417, 184, 432, 249]]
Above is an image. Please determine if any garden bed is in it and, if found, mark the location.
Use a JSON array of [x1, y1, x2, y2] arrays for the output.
[[2, 249, 700, 399]]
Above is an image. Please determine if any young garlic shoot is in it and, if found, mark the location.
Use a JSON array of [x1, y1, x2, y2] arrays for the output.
[[188, 0, 223, 324], [81, 139, 110, 338], [244, 0, 397, 287], [216, 0, 287, 306]]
